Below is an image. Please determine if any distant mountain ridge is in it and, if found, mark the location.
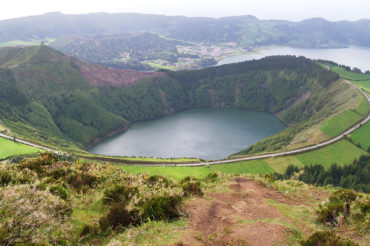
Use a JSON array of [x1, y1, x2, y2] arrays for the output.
[[0, 12, 369, 47]]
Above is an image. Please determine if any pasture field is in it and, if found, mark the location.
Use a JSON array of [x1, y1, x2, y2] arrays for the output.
[[121, 159, 274, 180], [121, 139, 367, 178], [350, 121, 370, 150], [330, 65, 370, 94], [320, 95, 369, 137], [320, 109, 364, 137], [0, 137, 41, 159], [294, 139, 367, 168], [353, 81, 370, 94], [330, 66, 370, 81]]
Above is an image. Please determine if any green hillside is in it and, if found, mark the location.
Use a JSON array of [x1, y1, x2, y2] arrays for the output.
[[0, 45, 365, 158]]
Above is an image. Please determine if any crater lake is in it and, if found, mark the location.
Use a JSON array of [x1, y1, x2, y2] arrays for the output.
[[89, 109, 286, 160]]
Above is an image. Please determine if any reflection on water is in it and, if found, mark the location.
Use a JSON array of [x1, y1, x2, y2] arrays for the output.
[[89, 109, 286, 160], [218, 46, 370, 71]]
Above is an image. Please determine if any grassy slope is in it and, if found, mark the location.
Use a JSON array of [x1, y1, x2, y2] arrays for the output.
[[122, 139, 366, 177], [320, 102, 365, 137], [0, 137, 41, 159], [295, 139, 367, 168], [351, 121, 370, 149], [121, 159, 273, 180], [330, 66, 370, 95]]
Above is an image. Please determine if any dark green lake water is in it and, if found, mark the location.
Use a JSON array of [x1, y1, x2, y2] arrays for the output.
[[89, 109, 285, 160]]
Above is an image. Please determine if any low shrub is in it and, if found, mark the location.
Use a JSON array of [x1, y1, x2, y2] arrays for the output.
[[317, 189, 363, 226], [301, 231, 358, 246], [142, 194, 182, 221], [18, 153, 58, 175], [317, 202, 344, 226], [103, 185, 137, 204], [99, 203, 138, 231], [49, 185, 68, 200], [0, 185, 72, 244], [145, 175, 172, 188], [47, 162, 73, 179], [182, 181, 203, 197], [179, 176, 198, 185], [67, 172, 98, 192], [204, 172, 218, 182], [80, 224, 99, 237], [0, 171, 12, 186]]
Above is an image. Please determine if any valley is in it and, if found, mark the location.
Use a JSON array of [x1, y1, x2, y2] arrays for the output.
[[0, 11, 369, 246]]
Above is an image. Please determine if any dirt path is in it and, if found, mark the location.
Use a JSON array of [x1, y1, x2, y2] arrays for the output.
[[179, 178, 301, 246]]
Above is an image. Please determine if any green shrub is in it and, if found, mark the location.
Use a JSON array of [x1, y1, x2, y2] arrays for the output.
[[103, 185, 137, 204], [80, 224, 99, 237], [0, 171, 12, 186], [204, 172, 218, 182], [49, 185, 68, 200], [66, 172, 98, 192], [264, 174, 276, 182], [145, 175, 172, 188], [18, 157, 44, 174], [317, 189, 362, 225], [47, 162, 72, 179], [142, 195, 182, 221], [99, 203, 138, 231], [317, 201, 344, 226], [301, 231, 358, 246], [358, 199, 370, 214], [18, 153, 58, 175], [182, 181, 203, 197]]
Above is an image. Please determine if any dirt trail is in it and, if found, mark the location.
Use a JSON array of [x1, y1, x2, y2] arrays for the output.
[[179, 178, 299, 246]]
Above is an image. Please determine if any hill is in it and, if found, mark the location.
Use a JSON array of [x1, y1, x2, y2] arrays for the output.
[[1, 13, 370, 48], [0, 45, 366, 157]]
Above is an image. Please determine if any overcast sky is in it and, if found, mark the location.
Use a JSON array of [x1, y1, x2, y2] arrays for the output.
[[1, 0, 369, 21]]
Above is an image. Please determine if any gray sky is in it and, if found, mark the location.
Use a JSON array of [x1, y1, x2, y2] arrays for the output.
[[1, 0, 370, 21]]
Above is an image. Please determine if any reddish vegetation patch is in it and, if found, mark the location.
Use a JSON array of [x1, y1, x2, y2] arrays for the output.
[[74, 60, 167, 87], [179, 178, 294, 246]]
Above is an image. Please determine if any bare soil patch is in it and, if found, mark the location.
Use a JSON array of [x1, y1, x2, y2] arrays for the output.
[[179, 178, 298, 246]]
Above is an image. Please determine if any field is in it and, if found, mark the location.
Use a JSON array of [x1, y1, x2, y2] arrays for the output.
[[121, 139, 367, 178], [330, 66, 370, 94], [319, 91, 368, 138], [320, 109, 364, 137], [294, 139, 367, 168], [122, 159, 274, 180], [0, 137, 42, 159], [351, 121, 370, 150]]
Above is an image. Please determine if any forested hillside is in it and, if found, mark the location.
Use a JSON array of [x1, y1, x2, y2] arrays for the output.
[[1, 45, 357, 156]]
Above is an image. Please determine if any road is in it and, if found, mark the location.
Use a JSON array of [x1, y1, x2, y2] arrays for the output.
[[0, 84, 369, 166]]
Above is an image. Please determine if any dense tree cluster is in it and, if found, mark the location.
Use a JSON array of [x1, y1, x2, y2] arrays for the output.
[[274, 155, 370, 193]]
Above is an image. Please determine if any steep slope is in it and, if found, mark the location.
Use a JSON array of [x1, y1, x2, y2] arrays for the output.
[[0, 46, 164, 149], [1, 45, 361, 156]]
